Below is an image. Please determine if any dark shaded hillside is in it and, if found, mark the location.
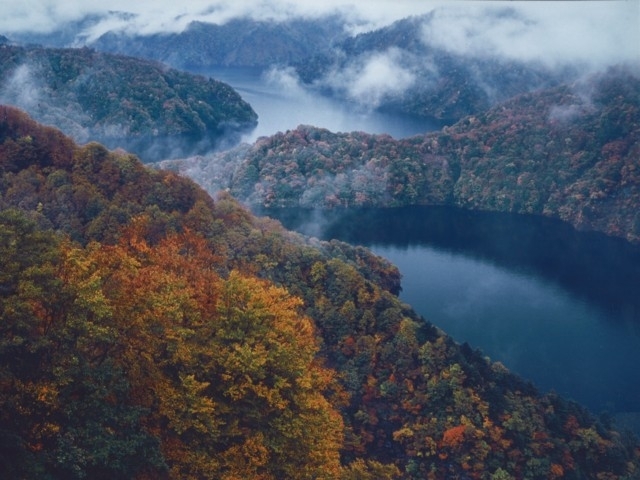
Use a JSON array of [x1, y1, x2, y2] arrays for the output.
[[164, 67, 640, 244], [0, 44, 257, 161], [1, 105, 638, 479], [8, 14, 348, 71], [91, 16, 348, 70]]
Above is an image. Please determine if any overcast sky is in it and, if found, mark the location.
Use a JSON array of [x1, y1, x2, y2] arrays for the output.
[[1, 1, 638, 68]]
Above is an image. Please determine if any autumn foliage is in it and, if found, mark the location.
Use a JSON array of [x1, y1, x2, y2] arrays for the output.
[[1, 105, 639, 478]]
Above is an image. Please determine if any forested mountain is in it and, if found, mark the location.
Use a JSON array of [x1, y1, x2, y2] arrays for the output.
[[8, 15, 348, 71], [2, 106, 639, 478], [164, 67, 640, 244], [91, 17, 349, 70], [293, 14, 574, 122], [0, 44, 257, 161]]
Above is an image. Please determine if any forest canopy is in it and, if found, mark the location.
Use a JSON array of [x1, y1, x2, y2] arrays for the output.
[[0, 44, 258, 161], [1, 105, 639, 479]]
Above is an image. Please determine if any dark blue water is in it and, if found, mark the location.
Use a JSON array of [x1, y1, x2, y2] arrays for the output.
[[268, 206, 640, 417]]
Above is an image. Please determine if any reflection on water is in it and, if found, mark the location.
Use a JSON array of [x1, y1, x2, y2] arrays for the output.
[[266, 206, 640, 415], [375, 244, 639, 415]]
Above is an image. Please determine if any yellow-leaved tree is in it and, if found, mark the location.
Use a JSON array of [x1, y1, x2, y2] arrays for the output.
[[59, 216, 344, 479]]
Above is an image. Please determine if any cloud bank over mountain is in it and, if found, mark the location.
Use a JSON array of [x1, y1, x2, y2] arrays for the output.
[[0, 0, 435, 37], [2, 1, 638, 70], [421, 2, 639, 70], [321, 48, 419, 109]]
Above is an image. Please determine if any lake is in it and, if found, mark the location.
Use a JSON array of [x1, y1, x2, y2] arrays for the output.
[[268, 206, 640, 419], [206, 69, 640, 422], [206, 67, 442, 142]]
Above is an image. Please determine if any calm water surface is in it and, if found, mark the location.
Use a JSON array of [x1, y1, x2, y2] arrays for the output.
[[206, 67, 440, 142], [269, 206, 640, 417]]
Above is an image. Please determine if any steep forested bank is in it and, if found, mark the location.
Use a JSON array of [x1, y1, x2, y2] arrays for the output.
[[164, 67, 640, 244], [1, 106, 639, 478], [0, 44, 257, 161]]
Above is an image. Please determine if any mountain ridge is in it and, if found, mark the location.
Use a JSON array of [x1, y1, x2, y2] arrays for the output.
[[8, 12, 581, 125], [293, 13, 572, 122], [8, 15, 349, 70]]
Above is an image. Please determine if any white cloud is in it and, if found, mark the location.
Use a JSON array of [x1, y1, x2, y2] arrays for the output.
[[322, 48, 417, 109], [421, 1, 640, 69], [263, 66, 310, 98], [0, 0, 438, 35], [0, 64, 41, 109], [1, 1, 637, 70]]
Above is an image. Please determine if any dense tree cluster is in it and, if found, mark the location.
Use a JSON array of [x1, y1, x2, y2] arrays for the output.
[[1, 106, 639, 478], [0, 210, 345, 479], [167, 67, 640, 244], [0, 44, 257, 160]]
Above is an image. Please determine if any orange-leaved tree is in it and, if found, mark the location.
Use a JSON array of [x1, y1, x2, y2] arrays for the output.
[[59, 216, 344, 479]]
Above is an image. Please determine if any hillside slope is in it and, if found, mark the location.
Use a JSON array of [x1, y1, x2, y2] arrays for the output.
[[165, 67, 640, 244], [0, 44, 257, 161], [1, 105, 638, 479]]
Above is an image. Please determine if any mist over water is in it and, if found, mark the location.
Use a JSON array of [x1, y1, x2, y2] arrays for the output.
[[205, 67, 442, 141]]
